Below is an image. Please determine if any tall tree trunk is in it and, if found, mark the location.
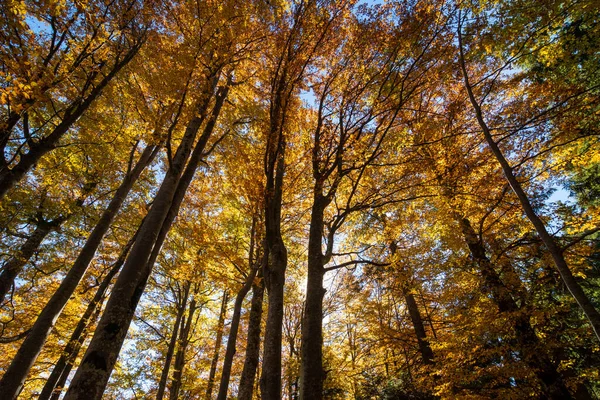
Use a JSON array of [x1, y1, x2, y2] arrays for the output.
[[205, 290, 229, 400], [403, 290, 434, 365], [217, 267, 259, 399], [0, 217, 63, 304], [457, 18, 600, 342], [0, 42, 143, 199], [170, 293, 199, 400], [260, 79, 289, 398], [299, 200, 327, 400], [38, 231, 137, 400], [458, 216, 577, 399], [157, 282, 191, 400], [62, 74, 226, 400], [238, 270, 265, 400], [261, 146, 288, 400], [0, 143, 158, 399], [388, 244, 435, 366]]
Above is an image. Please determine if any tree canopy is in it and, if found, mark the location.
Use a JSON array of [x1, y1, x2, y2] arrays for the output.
[[0, 0, 599, 399]]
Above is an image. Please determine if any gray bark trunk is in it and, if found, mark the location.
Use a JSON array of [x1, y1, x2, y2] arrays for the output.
[[205, 291, 229, 400], [38, 231, 136, 400], [238, 270, 265, 400], [299, 200, 326, 400], [389, 244, 435, 366], [260, 145, 288, 400], [217, 267, 258, 400], [403, 291, 434, 365], [170, 293, 198, 400], [156, 282, 190, 400]]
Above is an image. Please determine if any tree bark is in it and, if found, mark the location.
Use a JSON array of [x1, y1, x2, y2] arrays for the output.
[[404, 291, 434, 365], [389, 244, 435, 366], [62, 74, 225, 400], [170, 292, 199, 400], [156, 282, 191, 400], [457, 18, 600, 342], [38, 231, 136, 400], [0, 143, 158, 399], [205, 290, 229, 400], [238, 270, 265, 400], [260, 146, 288, 400], [299, 200, 327, 400], [217, 267, 258, 399]]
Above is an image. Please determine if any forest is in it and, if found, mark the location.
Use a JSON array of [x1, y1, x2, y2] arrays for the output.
[[0, 0, 599, 399]]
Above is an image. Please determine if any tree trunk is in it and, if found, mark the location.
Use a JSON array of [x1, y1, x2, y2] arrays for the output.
[[459, 216, 576, 399], [457, 21, 600, 342], [205, 291, 229, 400], [0, 217, 61, 304], [388, 244, 435, 366], [170, 293, 199, 400], [62, 75, 225, 400], [217, 267, 258, 400], [299, 200, 326, 400], [238, 270, 265, 400], [157, 282, 191, 400], [38, 232, 136, 400], [403, 291, 434, 365], [0, 143, 158, 399], [261, 130, 288, 399]]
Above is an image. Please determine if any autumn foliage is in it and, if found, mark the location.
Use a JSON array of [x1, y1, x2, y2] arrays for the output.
[[0, 0, 599, 399]]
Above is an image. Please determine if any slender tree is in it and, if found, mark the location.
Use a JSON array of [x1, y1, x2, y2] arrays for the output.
[[457, 10, 600, 342], [216, 215, 261, 400], [169, 287, 200, 400], [0, 142, 159, 398], [238, 269, 265, 400], [38, 229, 139, 400], [156, 281, 191, 400], [205, 290, 229, 400]]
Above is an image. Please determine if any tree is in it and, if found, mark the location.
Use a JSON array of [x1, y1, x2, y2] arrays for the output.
[[457, 6, 600, 342]]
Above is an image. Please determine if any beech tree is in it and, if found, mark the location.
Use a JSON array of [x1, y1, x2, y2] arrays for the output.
[[0, 1, 598, 399]]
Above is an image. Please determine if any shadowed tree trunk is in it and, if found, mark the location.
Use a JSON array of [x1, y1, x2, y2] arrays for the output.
[[215, 273, 256, 400], [260, 2, 341, 395], [457, 15, 600, 342], [205, 290, 229, 400], [389, 242, 435, 366], [260, 52, 290, 398], [0, 142, 159, 399], [38, 230, 138, 400], [403, 290, 434, 365], [458, 216, 579, 399], [238, 269, 265, 400], [62, 73, 226, 400], [156, 281, 191, 400], [261, 145, 288, 400], [299, 199, 327, 400]]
